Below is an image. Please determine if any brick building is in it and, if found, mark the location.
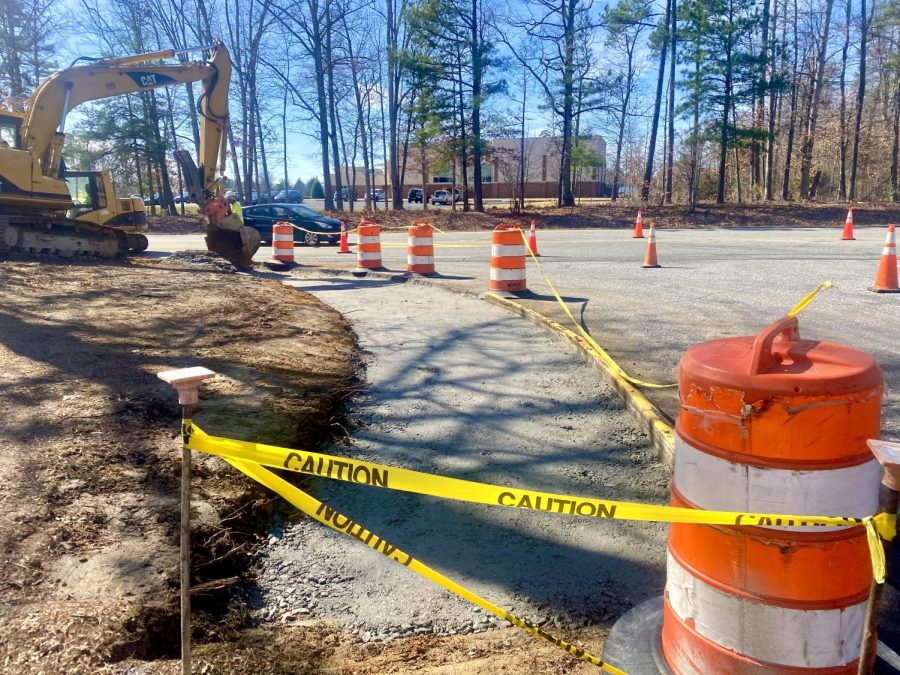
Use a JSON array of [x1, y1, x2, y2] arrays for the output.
[[336, 135, 606, 201]]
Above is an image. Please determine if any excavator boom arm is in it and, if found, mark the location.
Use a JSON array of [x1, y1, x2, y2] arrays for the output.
[[21, 43, 230, 199]]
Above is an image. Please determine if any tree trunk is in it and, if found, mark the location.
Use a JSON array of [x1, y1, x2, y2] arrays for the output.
[[255, 94, 272, 205], [798, 0, 835, 199], [146, 90, 177, 214], [518, 67, 527, 211], [665, 0, 676, 204], [339, 12, 371, 211], [892, 82, 900, 201], [559, 0, 577, 206], [185, 83, 201, 157], [782, 0, 800, 199], [764, 0, 778, 200], [311, 0, 333, 210], [641, 0, 672, 202], [849, 0, 868, 200], [282, 85, 289, 193], [227, 120, 244, 201], [717, 44, 733, 204], [457, 56, 470, 212], [387, 0, 403, 209], [733, 101, 742, 203], [756, 0, 770, 200], [838, 0, 850, 200], [325, 3, 343, 211], [471, 0, 484, 211]]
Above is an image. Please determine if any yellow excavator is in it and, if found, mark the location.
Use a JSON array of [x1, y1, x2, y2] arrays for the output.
[[0, 42, 260, 267]]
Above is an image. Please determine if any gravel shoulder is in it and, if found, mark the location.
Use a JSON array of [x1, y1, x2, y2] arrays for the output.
[[248, 275, 669, 669]]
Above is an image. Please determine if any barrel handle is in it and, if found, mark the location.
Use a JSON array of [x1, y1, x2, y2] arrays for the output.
[[749, 316, 800, 375]]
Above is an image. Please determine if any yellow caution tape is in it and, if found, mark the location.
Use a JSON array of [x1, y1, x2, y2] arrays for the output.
[[788, 280, 834, 316], [185, 424, 892, 583], [221, 455, 623, 673], [514, 228, 677, 389]]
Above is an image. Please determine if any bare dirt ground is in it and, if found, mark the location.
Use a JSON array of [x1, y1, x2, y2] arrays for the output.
[[0, 255, 608, 673], [0, 256, 358, 672], [148, 202, 900, 235], [333, 201, 900, 230]]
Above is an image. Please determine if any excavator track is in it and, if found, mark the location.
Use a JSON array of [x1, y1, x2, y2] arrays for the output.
[[0, 211, 128, 259]]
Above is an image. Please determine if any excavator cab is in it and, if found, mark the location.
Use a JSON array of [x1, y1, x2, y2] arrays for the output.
[[0, 113, 22, 149], [63, 171, 149, 252]]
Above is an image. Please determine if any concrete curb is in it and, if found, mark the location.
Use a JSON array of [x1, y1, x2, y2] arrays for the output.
[[482, 293, 675, 468], [277, 261, 675, 468]]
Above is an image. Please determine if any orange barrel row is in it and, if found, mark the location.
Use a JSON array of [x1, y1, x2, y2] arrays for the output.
[[407, 221, 435, 274], [271, 221, 295, 265], [356, 219, 382, 270], [489, 223, 527, 292], [663, 315, 884, 674]]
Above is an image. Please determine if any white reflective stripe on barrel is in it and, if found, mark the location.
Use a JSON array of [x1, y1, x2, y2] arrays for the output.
[[408, 255, 434, 265], [666, 553, 864, 668], [674, 435, 880, 531], [490, 268, 526, 281], [272, 232, 294, 241], [491, 244, 526, 257], [408, 237, 434, 246], [359, 235, 381, 245], [357, 251, 382, 260]]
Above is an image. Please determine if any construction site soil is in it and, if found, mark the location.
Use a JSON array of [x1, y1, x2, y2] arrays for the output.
[[0, 255, 603, 673], [148, 201, 900, 236]]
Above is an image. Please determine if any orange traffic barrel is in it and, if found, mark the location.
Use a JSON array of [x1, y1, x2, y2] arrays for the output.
[[489, 223, 526, 292], [356, 219, 382, 270], [407, 221, 435, 274], [271, 221, 295, 266], [663, 315, 884, 674]]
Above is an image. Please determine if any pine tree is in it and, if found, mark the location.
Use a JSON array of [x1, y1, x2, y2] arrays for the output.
[[680, 0, 764, 203]]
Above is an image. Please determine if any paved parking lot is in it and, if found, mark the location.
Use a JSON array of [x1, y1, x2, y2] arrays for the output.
[[149, 225, 900, 441]]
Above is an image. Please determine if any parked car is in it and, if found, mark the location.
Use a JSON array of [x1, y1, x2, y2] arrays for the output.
[[333, 187, 358, 202], [173, 192, 192, 204], [370, 188, 386, 202], [407, 188, 423, 203], [274, 189, 304, 203], [251, 192, 270, 205], [429, 188, 461, 206], [143, 193, 160, 206], [242, 203, 341, 246]]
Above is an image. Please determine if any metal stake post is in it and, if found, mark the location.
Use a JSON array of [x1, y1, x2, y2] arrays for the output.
[[157, 367, 216, 675], [858, 439, 900, 674]]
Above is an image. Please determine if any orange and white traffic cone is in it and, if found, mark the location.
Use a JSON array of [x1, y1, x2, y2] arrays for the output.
[[869, 224, 899, 293], [633, 209, 645, 238], [841, 207, 856, 240], [528, 219, 539, 256], [337, 219, 352, 253], [642, 222, 660, 268]]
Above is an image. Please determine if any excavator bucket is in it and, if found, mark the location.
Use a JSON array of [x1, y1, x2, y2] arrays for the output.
[[175, 151, 261, 268], [205, 213, 261, 269]]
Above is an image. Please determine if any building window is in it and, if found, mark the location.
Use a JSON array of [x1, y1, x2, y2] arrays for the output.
[[591, 166, 599, 181], [432, 165, 452, 183], [481, 163, 493, 183]]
